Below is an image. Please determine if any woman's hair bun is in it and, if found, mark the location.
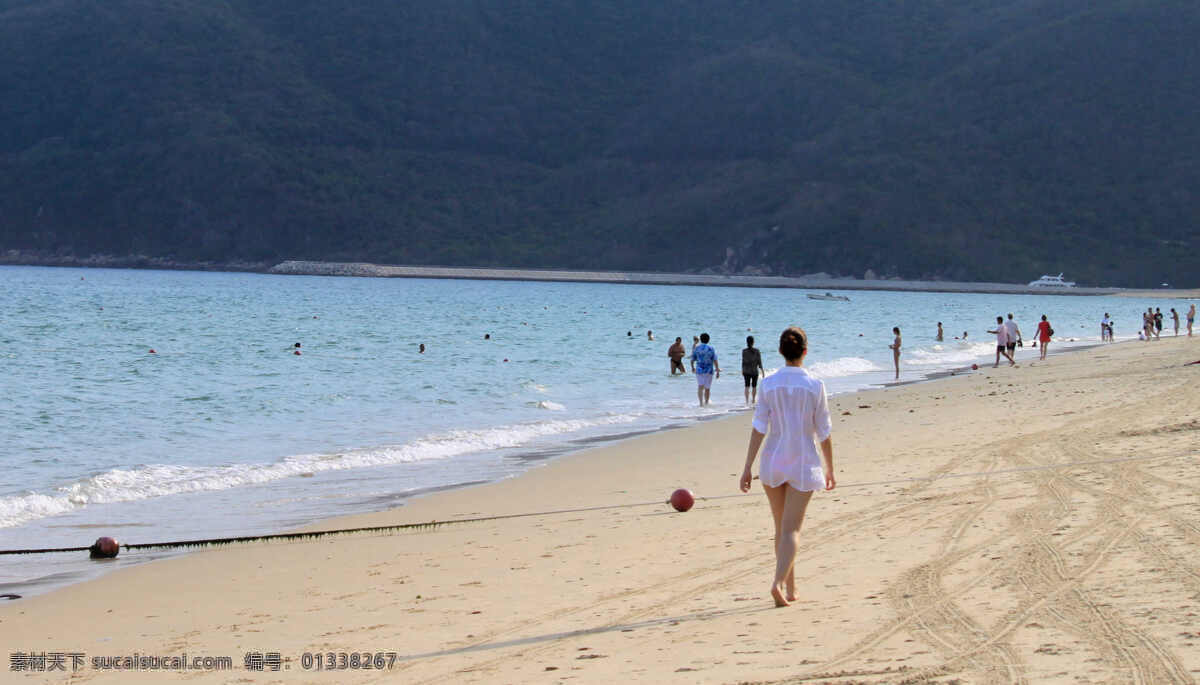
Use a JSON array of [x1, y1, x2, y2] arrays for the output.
[[779, 326, 808, 360]]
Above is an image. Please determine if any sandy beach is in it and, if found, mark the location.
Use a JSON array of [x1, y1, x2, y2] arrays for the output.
[[3, 336, 1198, 683]]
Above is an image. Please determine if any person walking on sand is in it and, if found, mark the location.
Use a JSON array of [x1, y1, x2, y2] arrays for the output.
[[888, 327, 901, 379], [691, 333, 720, 406], [1005, 313, 1023, 359], [742, 336, 766, 404], [668, 337, 687, 375], [1035, 315, 1052, 360], [739, 327, 835, 608], [1189, 304, 1196, 337], [988, 316, 1015, 367], [1154, 308, 1163, 338], [1170, 308, 1179, 336], [936, 322, 943, 342], [1101, 313, 1111, 342]]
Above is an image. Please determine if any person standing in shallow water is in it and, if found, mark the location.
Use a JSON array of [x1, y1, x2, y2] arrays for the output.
[[739, 327, 835, 608], [690, 333, 720, 406], [888, 327, 901, 380], [667, 337, 687, 375], [936, 322, 943, 342], [741, 336, 765, 404]]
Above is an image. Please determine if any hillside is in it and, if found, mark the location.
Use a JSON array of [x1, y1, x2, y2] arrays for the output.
[[1, 0, 1196, 286]]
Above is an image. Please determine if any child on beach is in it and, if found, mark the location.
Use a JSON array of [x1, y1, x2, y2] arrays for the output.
[[739, 327, 835, 607]]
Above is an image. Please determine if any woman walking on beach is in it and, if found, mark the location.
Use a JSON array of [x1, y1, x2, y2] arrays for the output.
[[739, 327, 835, 607], [1035, 315, 1052, 360]]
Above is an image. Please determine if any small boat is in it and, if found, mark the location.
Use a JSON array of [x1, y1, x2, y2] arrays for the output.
[[1027, 273, 1076, 288], [807, 292, 851, 302]]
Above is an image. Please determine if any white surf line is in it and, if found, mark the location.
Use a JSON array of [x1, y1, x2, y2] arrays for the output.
[[1, 451, 1190, 556]]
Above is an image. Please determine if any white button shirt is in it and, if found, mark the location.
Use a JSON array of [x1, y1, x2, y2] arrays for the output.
[[750, 366, 833, 491]]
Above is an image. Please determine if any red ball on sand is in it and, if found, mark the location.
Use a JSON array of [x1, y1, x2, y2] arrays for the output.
[[90, 536, 120, 559], [670, 488, 695, 512], [971, 363, 979, 370]]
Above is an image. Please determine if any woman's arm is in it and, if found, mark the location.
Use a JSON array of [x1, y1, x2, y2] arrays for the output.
[[820, 436, 835, 490], [740, 429, 765, 492]]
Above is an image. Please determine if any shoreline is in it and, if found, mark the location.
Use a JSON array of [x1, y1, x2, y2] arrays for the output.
[[0, 359, 935, 600], [6, 258, 1198, 297], [268, 260, 1135, 296], [0, 338, 1102, 600], [5, 337, 1198, 683], [0, 335, 1154, 603]]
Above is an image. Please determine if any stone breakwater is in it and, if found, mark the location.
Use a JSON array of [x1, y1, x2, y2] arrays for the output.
[[268, 260, 1127, 296]]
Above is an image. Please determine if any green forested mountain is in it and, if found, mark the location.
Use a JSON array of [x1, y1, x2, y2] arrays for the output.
[[1, 0, 1197, 286]]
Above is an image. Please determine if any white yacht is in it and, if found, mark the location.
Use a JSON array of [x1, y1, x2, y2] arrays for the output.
[[1027, 273, 1076, 288]]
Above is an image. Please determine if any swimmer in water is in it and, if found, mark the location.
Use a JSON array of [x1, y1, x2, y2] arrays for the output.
[[419, 343, 425, 354]]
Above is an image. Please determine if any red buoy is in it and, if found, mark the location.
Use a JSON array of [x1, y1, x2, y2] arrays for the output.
[[90, 536, 120, 559], [148, 349, 156, 354], [294, 350, 302, 355], [670, 488, 695, 512]]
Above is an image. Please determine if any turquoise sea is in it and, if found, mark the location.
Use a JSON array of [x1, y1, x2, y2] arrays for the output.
[[0, 265, 1187, 594]]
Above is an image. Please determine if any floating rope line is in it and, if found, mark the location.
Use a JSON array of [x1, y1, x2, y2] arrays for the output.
[[0, 450, 1191, 556]]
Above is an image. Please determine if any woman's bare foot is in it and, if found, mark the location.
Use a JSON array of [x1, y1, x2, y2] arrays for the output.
[[771, 584, 790, 607]]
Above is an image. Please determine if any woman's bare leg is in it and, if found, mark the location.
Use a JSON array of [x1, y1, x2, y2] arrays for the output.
[[762, 483, 796, 602], [764, 483, 812, 606]]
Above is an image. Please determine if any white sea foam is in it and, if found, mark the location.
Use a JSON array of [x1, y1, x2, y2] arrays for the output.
[[904, 342, 998, 367], [0, 413, 641, 528], [806, 357, 882, 378]]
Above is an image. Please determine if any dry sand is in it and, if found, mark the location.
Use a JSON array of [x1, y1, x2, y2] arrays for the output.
[[2, 337, 1198, 684]]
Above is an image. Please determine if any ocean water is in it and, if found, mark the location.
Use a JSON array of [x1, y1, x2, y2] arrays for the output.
[[0, 266, 1186, 594]]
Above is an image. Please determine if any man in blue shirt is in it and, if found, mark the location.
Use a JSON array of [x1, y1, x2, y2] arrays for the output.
[[690, 332, 721, 406]]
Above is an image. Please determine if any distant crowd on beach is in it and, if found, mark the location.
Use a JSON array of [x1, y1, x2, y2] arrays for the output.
[[656, 301, 1196, 407]]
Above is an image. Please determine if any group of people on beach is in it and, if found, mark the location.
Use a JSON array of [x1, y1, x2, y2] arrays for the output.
[[667, 334, 766, 406], [888, 312, 1056, 378], [982, 312, 1050, 365], [1139, 305, 1193, 339]]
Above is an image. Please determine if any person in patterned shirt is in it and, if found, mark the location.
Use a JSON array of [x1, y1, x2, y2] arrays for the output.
[[690, 332, 721, 406]]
